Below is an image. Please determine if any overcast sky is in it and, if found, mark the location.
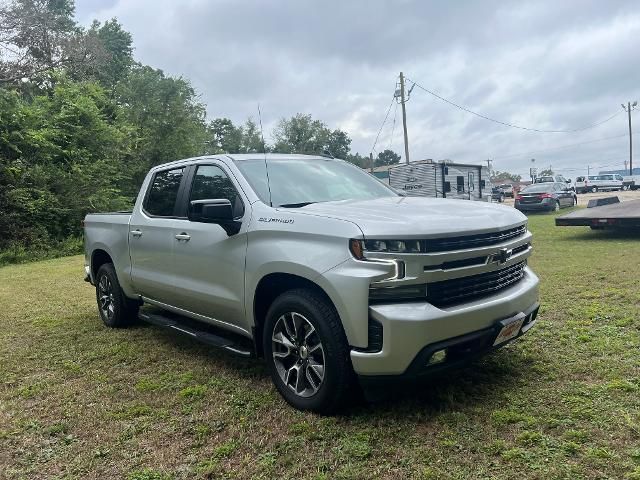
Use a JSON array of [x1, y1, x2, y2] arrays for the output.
[[75, 0, 640, 177]]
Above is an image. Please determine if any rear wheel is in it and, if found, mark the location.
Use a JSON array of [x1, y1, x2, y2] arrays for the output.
[[95, 263, 139, 328], [263, 288, 354, 414], [552, 201, 560, 212]]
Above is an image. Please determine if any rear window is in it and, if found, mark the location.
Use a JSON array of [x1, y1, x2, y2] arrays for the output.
[[144, 167, 185, 216], [521, 184, 553, 193]]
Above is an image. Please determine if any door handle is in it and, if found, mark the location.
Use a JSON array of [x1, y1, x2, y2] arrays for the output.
[[131, 229, 143, 237], [175, 233, 191, 241]]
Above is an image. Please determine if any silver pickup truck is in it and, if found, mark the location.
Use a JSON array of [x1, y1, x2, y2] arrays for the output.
[[84, 154, 539, 413]]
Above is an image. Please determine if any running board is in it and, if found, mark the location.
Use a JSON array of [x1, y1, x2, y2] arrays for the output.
[[138, 311, 253, 358]]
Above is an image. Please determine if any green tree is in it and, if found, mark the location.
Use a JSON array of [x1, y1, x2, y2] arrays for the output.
[[85, 18, 133, 90], [240, 118, 265, 153], [345, 152, 371, 168], [326, 129, 351, 159], [272, 113, 351, 158], [0, 77, 132, 250], [0, 0, 96, 85], [538, 168, 553, 177], [117, 65, 208, 190], [207, 118, 242, 154], [491, 170, 522, 182], [375, 149, 401, 166]]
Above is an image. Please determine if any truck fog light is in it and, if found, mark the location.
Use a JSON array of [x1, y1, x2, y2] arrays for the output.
[[428, 349, 447, 365]]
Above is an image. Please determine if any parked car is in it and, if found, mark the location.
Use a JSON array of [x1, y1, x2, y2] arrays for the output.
[[515, 182, 577, 212], [491, 186, 505, 202], [84, 154, 539, 413], [498, 184, 514, 197], [575, 174, 624, 193], [535, 175, 573, 191]]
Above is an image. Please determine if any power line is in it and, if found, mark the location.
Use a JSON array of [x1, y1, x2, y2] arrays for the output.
[[494, 132, 636, 160], [405, 76, 624, 133], [370, 93, 395, 156], [387, 101, 398, 151]]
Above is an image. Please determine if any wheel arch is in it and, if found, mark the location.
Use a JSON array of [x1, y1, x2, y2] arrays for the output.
[[91, 248, 114, 279], [252, 272, 339, 358]]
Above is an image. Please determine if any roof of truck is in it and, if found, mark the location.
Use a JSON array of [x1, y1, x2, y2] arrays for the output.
[[150, 153, 339, 171]]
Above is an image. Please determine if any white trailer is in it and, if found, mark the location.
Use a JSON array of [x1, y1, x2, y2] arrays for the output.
[[388, 160, 492, 201]]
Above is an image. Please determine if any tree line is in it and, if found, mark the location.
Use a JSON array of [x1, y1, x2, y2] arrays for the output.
[[0, 0, 401, 263]]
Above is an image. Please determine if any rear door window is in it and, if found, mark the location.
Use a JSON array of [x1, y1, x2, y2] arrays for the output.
[[144, 167, 185, 217]]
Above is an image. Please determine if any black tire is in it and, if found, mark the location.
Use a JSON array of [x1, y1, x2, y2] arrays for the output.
[[552, 201, 560, 212], [590, 186, 598, 193], [263, 288, 354, 414], [95, 263, 139, 328]]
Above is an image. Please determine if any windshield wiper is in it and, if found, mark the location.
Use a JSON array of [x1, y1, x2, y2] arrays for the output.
[[278, 202, 316, 208]]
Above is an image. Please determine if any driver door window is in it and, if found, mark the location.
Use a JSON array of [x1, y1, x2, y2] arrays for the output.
[[189, 165, 244, 218]]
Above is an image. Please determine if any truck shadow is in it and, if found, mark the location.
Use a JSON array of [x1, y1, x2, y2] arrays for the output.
[[346, 346, 533, 417], [134, 320, 534, 415], [558, 227, 640, 242]]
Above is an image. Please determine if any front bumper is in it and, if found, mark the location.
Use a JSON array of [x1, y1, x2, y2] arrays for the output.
[[350, 267, 539, 376]]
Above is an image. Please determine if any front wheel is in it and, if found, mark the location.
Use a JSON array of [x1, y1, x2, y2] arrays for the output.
[[552, 201, 560, 212], [263, 289, 354, 414], [590, 186, 598, 193], [95, 263, 139, 328]]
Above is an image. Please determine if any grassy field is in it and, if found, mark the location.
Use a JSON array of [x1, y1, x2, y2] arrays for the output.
[[1, 213, 639, 479]]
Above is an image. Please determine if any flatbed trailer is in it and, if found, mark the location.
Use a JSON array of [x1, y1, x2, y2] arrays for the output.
[[555, 198, 640, 228]]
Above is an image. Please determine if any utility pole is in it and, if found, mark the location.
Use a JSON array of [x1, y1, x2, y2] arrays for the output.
[[399, 72, 410, 164], [369, 152, 374, 174], [622, 101, 637, 175]]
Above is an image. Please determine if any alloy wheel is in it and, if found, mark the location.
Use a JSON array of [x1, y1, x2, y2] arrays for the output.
[[98, 275, 116, 321], [271, 312, 326, 398]]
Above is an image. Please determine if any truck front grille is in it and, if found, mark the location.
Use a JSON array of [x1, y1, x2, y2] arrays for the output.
[[425, 224, 526, 252], [427, 261, 526, 307]]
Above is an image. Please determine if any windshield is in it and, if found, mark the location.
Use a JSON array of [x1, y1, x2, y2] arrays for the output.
[[234, 157, 398, 206]]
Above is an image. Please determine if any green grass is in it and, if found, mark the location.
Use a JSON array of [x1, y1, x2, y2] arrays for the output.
[[1, 213, 639, 479]]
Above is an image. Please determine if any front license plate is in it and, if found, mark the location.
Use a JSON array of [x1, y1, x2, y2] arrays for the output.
[[493, 317, 525, 346]]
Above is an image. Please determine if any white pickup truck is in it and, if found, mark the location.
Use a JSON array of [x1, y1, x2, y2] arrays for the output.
[[623, 175, 640, 190], [84, 154, 539, 412]]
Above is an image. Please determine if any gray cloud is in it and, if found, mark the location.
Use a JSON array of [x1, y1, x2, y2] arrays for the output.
[[76, 0, 640, 176]]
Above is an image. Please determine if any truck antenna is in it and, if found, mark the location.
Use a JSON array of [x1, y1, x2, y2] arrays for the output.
[[257, 103, 273, 207]]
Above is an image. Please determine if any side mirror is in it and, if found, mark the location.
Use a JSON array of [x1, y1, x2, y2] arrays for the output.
[[566, 179, 571, 183], [189, 199, 241, 235]]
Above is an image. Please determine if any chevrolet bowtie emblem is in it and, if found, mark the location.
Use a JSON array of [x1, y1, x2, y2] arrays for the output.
[[492, 248, 513, 264]]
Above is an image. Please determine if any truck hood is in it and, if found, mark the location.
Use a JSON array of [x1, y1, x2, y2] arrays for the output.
[[290, 196, 527, 238]]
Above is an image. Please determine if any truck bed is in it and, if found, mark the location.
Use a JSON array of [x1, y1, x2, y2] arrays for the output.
[[555, 199, 640, 228]]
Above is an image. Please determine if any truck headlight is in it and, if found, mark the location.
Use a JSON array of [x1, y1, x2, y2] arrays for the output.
[[365, 239, 421, 253], [349, 239, 421, 258]]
